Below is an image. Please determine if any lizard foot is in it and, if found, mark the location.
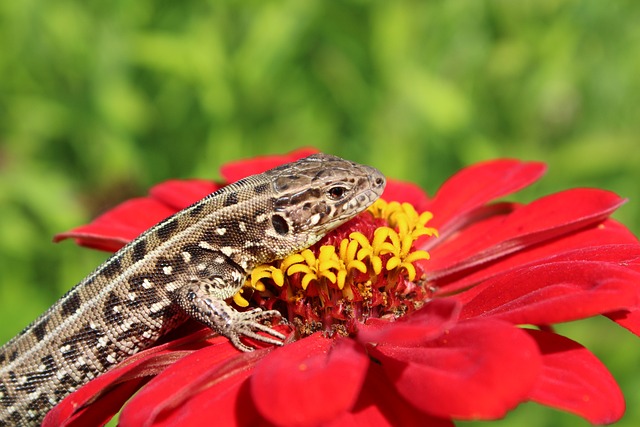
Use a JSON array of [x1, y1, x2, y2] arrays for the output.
[[189, 295, 287, 352], [175, 277, 287, 352], [221, 307, 287, 352]]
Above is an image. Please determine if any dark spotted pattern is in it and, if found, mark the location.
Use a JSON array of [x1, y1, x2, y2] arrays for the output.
[[31, 323, 47, 342], [15, 356, 56, 395], [124, 276, 158, 310], [224, 191, 239, 207], [74, 324, 105, 347], [95, 347, 114, 370], [60, 341, 79, 362], [60, 292, 82, 317], [115, 322, 150, 343], [189, 202, 205, 217], [254, 182, 269, 194], [0, 383, 15, 407], [102, 257, 122, 278], [131, 239, 147, 263], [103, 292, 125, 324], [26, 395, 50, 414], [156, 217, 178, 240], [53, 374, 79, 398]]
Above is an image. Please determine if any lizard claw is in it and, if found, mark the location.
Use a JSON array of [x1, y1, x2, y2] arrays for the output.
[[225, 308, 287, 352]]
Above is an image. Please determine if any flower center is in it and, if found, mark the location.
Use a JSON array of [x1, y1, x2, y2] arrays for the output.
[[233, 200, 438, 338]]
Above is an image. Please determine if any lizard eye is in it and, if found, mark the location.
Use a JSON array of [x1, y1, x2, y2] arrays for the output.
[[327, 185, 348, 201]]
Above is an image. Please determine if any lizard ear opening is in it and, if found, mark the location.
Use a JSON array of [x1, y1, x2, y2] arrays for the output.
[[271, 215, 289, 235]]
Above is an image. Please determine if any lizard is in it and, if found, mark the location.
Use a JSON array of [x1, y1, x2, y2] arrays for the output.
[[0, 153, 386, 426]]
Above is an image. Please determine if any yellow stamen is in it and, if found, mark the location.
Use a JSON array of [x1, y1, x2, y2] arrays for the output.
[[367, 199, 438, 241], [339, 238, 368, 274], [233, 289, 250, 307], [248, 264, 285, 291], [233, 198, 437, 305]]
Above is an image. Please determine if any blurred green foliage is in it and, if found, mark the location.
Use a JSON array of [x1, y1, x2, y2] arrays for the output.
[[1, 1, 639, 426]]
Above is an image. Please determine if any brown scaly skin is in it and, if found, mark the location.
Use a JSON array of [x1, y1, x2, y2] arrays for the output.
[[0, 153, 386, 426]]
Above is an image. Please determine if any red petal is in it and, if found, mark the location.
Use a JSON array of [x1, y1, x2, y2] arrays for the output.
[[428, 189, 627, 284], [53, 198, 176, 252], [357, 298, 460, 346], [527, 329, 625, 424], [220, 148, 319, 183], [425, 159, 546, 238], [327, 363, 454, 427], [381, 179, 430, 212], [431, 219, 638, 293], [421, 202, 516, 253], [120, 344, 270, 427], [149, 179, 220, 211], [44, 327, 216, 426], [147, 367, 259, 427], [43, 380, 146, 427], [251, 334, 369, 427], [370, 319, 541, 420], [457, 258, 640, 325]]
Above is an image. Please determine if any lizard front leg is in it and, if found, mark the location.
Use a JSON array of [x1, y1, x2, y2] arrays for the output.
[[173, 252, 286, 352]]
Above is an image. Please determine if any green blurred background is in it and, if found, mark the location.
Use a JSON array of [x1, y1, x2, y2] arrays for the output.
[[1, 0, 639, 425]]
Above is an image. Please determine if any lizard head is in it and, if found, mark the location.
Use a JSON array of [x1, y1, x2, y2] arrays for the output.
[[268, 153, 386, 252]]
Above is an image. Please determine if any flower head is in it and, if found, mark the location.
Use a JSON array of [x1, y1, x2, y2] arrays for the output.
[[237, 198, 437, 341], [47, 149, 640, 427]]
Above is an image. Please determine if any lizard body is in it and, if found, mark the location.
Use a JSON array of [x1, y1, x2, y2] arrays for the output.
[[0, 153, 385, 426]]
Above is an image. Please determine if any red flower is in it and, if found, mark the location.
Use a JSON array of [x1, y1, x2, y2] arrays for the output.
[[47, 149, 640, 427]]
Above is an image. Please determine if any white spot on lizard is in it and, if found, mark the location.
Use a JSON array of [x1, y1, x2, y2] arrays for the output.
[[308, 213, 322, 226], [150, 302, 164, 313], [199, 241, 215, 251], [121, 320, 134, 332], [220, 246, 235, 257], [165, 281, 181, 292]]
